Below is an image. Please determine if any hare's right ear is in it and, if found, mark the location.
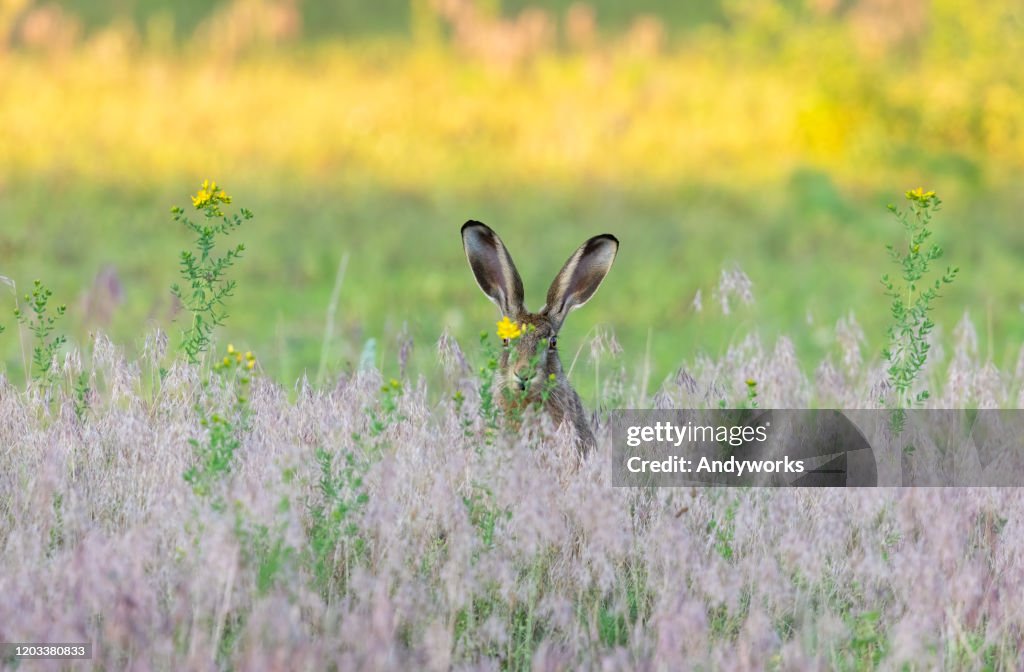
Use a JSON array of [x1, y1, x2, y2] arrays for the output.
[[461, 220, 526, 318], [543, 234, 618, 329]]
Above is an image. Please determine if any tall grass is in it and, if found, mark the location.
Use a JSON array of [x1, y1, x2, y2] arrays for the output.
[[1, 316, 1022, 669]]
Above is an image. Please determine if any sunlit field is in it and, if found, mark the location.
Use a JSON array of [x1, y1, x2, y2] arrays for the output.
[[2, 1, 1024, 388], [2, 1, 1024, 668]]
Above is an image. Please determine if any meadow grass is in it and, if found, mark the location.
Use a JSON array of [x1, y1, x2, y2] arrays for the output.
[[0, 184, 1020, 669], [2, 6, 1024, 666], [1, 317, 1022, 669], [1, 183, 1018, 667], [4, 175, 1023, 400]]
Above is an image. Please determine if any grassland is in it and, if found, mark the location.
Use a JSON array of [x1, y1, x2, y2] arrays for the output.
[[2, 1, 1024, 394], [1, 321, 1023, 669], [1, 3, 1024, 667]]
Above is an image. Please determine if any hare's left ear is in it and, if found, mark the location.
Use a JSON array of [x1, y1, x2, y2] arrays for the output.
[[462, 220, 526, 318], [543, 234, 618, 329]]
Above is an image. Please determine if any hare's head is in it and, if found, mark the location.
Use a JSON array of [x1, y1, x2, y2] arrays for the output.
[[461, 220, 618, 397]]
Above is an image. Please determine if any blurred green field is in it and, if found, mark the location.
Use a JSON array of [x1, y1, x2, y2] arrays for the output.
[[4, 176, 1022, 396], [1, 0, 1023, 398], [52, 0, 726, 40]]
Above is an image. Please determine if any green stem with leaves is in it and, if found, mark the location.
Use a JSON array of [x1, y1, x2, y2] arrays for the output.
[[13, 279, 67, 386], [170, 180, 252, 364], [881, 188, 959, 436]]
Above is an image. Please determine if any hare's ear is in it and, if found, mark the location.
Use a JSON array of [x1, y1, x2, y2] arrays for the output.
[[462, 220, 526, 318], [543, 234, 618, 328]]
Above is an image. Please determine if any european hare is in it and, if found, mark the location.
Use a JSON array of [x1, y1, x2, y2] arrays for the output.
[[461, 220, 618, 454]]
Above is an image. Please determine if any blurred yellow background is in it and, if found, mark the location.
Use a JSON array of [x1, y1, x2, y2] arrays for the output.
[[1, 0, 1022, 390]]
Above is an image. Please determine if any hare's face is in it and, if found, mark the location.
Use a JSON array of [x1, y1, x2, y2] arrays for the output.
[[501, 314, 559, 394]]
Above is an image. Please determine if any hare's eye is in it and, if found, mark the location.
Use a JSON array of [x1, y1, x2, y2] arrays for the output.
[[548, 337, 557, 350], [502, 338, 510, 347]]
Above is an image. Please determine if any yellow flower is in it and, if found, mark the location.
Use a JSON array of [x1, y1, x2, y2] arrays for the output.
[[745, 378, 757, 387], [191, 179, 231, 213], [496, 316, 523, 340], [246, 359, 255, 370], [227, 343, 235, 354], [191, 189, 211, 208], [906, 187, 937, 204]]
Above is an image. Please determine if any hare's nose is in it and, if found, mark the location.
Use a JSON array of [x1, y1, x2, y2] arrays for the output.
[[514, 368, 533, 389]]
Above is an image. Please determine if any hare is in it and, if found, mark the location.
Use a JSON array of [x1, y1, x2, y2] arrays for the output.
[[461, 220, 618, 454]]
